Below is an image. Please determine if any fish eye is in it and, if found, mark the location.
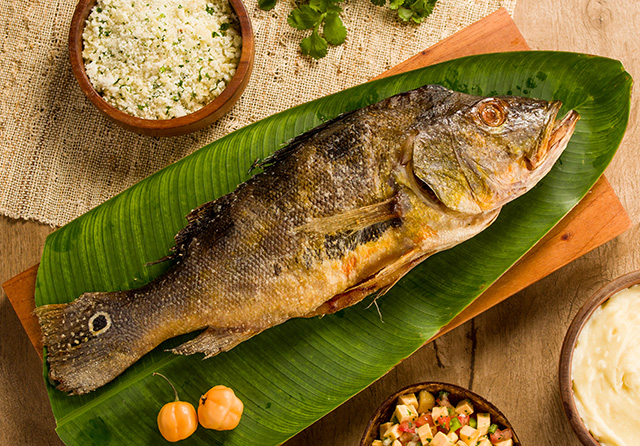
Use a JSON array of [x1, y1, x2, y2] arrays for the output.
[[477, 99, 507, 127], [88, 311, 112, 336]]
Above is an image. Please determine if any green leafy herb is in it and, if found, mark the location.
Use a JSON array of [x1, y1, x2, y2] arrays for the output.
[[285, 0, 347, 59], [205, 5, 215, 14], [258, 0, 277, 9], [323, 12, 346, 45], [300, 30, 327, 59], [260, 0, 438, 58], [288, 5, 323, 30]]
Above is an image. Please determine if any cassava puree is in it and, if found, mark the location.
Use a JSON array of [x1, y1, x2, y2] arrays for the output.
[[82, 0, 242, 119], [572, 285, 640, 446]]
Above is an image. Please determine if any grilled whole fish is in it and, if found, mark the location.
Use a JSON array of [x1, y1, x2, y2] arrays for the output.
[[36, 85, 579, 394]]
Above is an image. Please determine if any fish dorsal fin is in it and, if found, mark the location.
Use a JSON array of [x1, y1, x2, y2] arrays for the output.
[[295, 196, 406, 235], [257, 110, 358, 170], [148, 196, 232, 265], [185, 200, 219, 223]]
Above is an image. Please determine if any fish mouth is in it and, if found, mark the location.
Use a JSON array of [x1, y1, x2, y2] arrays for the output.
[[527, 101, 580, 170]]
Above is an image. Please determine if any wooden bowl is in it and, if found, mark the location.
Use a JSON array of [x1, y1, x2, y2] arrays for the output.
[[68, 0, 254, 137], [360, 382, 521, 446], [559, 270, 640, 446]]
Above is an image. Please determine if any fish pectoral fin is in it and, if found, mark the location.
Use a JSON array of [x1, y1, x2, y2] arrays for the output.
[[306, 249, 430, 317], [296, 196, 405, 235], [366, 249, 431, 297], [170, 326, 257, 359]]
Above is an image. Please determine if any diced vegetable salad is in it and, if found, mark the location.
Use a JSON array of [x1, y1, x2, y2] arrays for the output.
[[372, 390, 514, 446]]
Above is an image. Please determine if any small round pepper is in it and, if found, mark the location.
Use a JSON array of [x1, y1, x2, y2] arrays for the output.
[[198, 385, 244, 430], [154, 373, 198, 442]]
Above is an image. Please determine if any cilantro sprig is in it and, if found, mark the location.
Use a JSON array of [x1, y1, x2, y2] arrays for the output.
[[259, 0, 438, 59], [285, 0, 347, 59]]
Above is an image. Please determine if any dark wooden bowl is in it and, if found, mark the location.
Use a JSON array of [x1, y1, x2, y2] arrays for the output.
[[69, 0, 254, 137], [360, 382, 521, 446], [559, 270, 640, 446]]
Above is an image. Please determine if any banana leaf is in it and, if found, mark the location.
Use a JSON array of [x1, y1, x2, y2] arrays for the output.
[[35, 51, 631, 445]]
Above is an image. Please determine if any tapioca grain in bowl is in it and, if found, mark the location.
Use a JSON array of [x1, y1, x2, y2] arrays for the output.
[[82, 0, 242, 120]]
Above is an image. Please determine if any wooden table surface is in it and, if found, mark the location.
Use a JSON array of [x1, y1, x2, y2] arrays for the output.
[[1, 1, 638, 445]]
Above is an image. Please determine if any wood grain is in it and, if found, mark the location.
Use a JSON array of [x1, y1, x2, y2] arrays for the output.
[[0, 216, 59, 446], [558, 270, 640, 446], [371, 7, 529, 81], [1, 4, 639, 446], [434, 176, 631, 340], [2, 265, 42, 357]]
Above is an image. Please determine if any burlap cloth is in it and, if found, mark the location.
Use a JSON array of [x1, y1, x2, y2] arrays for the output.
[[0, 0, 515, 227]]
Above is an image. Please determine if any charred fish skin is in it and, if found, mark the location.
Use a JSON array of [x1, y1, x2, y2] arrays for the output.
[[35, 85, 579, 394]]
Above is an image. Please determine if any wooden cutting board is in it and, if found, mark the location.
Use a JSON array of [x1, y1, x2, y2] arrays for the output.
[[2, 8, 632, 359]]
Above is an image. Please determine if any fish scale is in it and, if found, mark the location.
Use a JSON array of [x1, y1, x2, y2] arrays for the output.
[[36, 84, 579, 394]]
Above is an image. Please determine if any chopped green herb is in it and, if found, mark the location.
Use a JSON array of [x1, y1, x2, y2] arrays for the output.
[[205, 5, 215, 14]]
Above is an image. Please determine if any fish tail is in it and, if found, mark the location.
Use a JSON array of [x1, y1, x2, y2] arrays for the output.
[[35, 291, 140, 395]]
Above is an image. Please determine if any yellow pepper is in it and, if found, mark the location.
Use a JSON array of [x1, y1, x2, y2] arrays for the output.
[[198, 385, 244, 430], [154, 373, 198, 442]]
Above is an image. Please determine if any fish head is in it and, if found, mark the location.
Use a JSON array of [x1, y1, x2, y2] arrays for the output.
[[411, 90, 580, 214]]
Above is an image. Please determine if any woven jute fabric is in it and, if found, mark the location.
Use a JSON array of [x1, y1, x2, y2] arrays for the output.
[[0, 0, 516, 227]]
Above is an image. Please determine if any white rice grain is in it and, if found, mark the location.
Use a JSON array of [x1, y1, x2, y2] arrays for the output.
[[83, 0, 242, 119]]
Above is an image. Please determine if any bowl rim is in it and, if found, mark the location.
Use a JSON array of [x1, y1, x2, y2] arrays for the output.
[[559, 270, 640, 446], [68, 0, 254, 137], [359, 381, 521, 446]]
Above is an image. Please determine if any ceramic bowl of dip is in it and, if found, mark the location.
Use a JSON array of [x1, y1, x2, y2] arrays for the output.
[[68, 0, 254, 137], [360, 382, 521, 446], [559, 270, 640, 446]]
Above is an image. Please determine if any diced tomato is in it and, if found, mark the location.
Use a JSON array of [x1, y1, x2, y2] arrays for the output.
[[399, 421, 415, 434], [490, 428, 513, 443], [415, 413, 434, 428], [457, 414, 470, 428], [434, 414, 450, 430]]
